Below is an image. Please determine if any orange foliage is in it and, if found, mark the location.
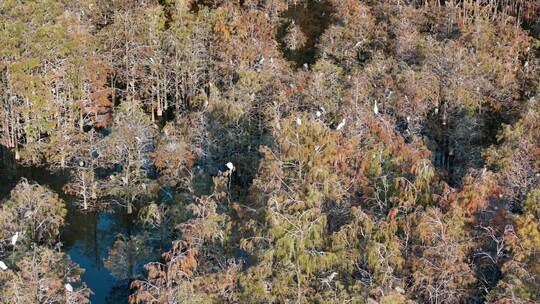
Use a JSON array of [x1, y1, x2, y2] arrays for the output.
[[86, 62, 113, 128], [458, 169, 501, 214]]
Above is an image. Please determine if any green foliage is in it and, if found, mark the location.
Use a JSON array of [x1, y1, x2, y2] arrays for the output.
[[0, 246, 89, 304], [0, 178, 89, 303], [0, 0, 108, 165], [100, 101, 158, 211], [1, 0, 540, 302], [409, 208, 476, 304], [489, 207, 540, 302], [0, 179, 66, 247]]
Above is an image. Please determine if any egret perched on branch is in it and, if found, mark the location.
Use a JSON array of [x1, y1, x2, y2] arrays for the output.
[[226, 162, 235, 172], [316, 110, 322, 118], [0, 261, 7, 271], [65, 283, 74, 292], [296, 117, 302, 126], [336, 119, 346, 131], [373, 101, 379, 115], [11, 232, 19, 246]]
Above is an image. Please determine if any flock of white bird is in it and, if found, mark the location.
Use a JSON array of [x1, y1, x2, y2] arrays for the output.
[[295, 101, 379, 131], [1, 100, 382, 289], [0, 232, 75, 292], [277, 100, 380, 133], [0, 232, 20, 271]]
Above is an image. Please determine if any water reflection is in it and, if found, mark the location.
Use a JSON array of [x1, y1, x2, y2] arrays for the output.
[[0, 146, 162, 304], [63, 205, 163, 303], [62, 210, 124, 303]]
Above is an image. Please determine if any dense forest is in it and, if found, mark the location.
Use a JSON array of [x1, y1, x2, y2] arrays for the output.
[[1, 0, 540, 303]]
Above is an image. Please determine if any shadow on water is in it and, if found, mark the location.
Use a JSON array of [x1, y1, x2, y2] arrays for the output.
[[0, 146, 70, 198], [62, 208, 129, 303], [0, 145, 162, 304], [276, 0, 336, 68]]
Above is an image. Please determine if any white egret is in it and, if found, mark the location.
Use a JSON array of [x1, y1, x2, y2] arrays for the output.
[[65, 283, 73, 292], [226, 162, 235, 171], [296, 117, 302, 126], [11, 232, 19, 246], [336, 119, 346, 131], [373, 101, 379, 115], [0, 261, 7, 271], [442, 111, 447, 126], [316, 111, 322, 117]]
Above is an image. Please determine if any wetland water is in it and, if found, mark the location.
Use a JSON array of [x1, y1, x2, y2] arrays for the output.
[[0, 149, 162, 304]]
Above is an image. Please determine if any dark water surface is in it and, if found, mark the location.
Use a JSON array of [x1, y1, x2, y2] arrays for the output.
[[0, 147, 159, 304], [62, 209, 130, 303]]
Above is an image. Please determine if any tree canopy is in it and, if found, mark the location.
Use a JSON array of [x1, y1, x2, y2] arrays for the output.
[[1, 0, 540, 303]]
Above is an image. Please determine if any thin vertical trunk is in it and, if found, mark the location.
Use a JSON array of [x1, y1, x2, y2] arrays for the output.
[[82, 171, 88, 210]]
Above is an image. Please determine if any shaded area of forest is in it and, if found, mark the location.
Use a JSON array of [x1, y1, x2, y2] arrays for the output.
[[276, 0, 336, 67], [1, 0, 540, 303]]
